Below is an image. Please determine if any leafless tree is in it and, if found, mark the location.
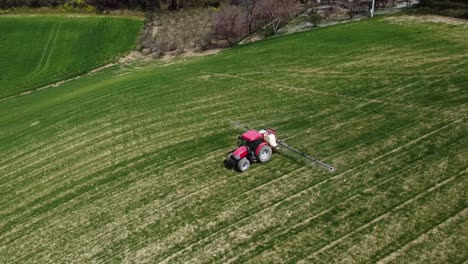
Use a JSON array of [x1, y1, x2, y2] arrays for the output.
[[230, 0, 260, 33], [346, 0, 361, 18], [214, 4, 248, 45], [254, 0, 299, 35]]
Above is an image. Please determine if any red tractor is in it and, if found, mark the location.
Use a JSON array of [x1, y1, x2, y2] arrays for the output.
[[226, 120, 337, 173], [226, 128, 278, 172]]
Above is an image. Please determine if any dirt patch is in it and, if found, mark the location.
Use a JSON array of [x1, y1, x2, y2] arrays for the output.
[[385, 15, 468, 26], [160, 48, 222, 62], [118, 51, 153, 64]]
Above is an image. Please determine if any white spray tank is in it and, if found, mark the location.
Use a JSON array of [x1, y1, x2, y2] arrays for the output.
[[260, 128, 278, 148]]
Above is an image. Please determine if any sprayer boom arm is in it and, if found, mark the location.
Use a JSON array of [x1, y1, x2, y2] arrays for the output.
[[277, 140, 336, 172]]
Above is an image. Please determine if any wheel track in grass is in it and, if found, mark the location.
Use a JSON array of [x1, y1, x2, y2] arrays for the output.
[[0, 118, 458, 240], [29, 106, 398, 262], [35, 23, 62, 77], [87, 160, 307, 261], [0, 94, 292, 245], [115, 105, 430, 260], [277, 104, 416, 147], [376, 207, 468, 264], [0, 76, 252, 172], [0, 97, 227, 184], [8, 148, 230, 263], [3, 60, 464, 251], [364, 175, 467, 263], [0, 113, 229, 219], [0, 109, 230, 208], [119, 168, 324, 262], [195, 130, 463, 264], [256, 167, 461, 262], [0, 85, 244, 189], [409, 224, 468, 264], [106, 116, 429, 262], [0, 121, 230, 240], [29, 23, 59, 78], [27, 149, 244, 263], [8, 152, 458, 262], [236, 133, 464, 263], [212, 73, 464, 119], [222, 161, 422, 264], [157, 118, 463, 263], [295, 172, 464, 264], [0, 73, 232, 153], [0, 81, 330, 216], [1, 151, 196, 256]]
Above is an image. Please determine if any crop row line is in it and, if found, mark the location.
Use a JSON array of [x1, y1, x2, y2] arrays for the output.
[[296, 173, 461, 263], [376, 207, 468, 264], [157, 118, 462, 263]]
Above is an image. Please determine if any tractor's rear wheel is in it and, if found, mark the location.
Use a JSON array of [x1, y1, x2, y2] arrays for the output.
[[237, 158, 250, 172], [257, 145, 272, 163]]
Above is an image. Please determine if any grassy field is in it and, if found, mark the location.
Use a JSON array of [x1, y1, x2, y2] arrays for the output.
[[0, 15, 467, 263], [0, 15, 142, 100]]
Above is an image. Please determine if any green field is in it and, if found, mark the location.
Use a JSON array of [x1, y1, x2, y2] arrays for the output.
[[0, 16, 467, 263], [0, 15, 142, 99]]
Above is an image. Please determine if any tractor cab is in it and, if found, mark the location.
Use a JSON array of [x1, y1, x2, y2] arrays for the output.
[[238, 130, 264, 148]]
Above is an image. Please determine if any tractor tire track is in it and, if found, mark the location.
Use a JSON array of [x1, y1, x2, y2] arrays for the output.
[[376, 207, 468, 264], [197, 133, 462, 264], [157, 118, 462, 263], [35, 23, 62, 77], [213, 73, 464, 120], [296, 173, 463, 263], [0, 86, 242, 186], [29, 23, 58, 78]]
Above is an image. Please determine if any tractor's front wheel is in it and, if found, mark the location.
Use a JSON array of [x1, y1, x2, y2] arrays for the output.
[[237, 158, 250, 172], [257, 145, 272, 163]]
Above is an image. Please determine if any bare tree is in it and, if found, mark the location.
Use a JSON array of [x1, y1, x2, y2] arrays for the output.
[[214, 4, 248, 45], [230, 0, 260, 34], [255, 0, 299, 36], [346, 0, 361, 18]]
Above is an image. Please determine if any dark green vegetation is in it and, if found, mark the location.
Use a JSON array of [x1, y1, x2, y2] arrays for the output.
[[0, 16, 467, 262], [0, 15, 142, 99], [417, 0, 468, 18], [0, 0, 219, 12]]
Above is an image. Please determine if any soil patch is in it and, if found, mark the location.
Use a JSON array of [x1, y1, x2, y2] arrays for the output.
[[385, 15, 468, 26]]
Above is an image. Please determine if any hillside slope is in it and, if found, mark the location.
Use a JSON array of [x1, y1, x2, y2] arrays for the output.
[[0, 15, 142, 99], [0, 16, 467, 263]]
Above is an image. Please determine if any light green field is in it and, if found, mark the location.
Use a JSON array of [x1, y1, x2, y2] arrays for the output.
[[0, 15, 467, 263], [0, 15, 142, 99]]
